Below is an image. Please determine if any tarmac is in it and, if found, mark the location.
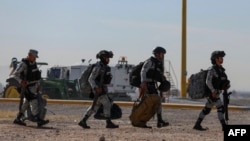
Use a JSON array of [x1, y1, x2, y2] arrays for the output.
[[0, 97, 250, 141]]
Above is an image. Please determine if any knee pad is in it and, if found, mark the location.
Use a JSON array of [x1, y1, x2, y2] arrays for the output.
[[202, 107, 211, 115]]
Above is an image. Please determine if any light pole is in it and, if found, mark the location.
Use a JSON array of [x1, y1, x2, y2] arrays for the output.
[[180, 0, 187, 98]]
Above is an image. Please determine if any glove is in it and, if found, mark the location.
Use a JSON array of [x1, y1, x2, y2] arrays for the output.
[[21, 80, 27, 87], [211, 92, 217, 99], [94, 87, 102, 94]]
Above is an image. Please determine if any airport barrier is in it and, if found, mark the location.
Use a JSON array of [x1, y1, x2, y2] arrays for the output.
[[0, 98, 250, 111]]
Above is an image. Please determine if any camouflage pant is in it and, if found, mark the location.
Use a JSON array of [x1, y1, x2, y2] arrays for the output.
[[20, 94, 47, 120], [20, 98, 39, 116], [84, 94, 112, 118], [198, 95, 225, 121], [157, 100, 163, 114]]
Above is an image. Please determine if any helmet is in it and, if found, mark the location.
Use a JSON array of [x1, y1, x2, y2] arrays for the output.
[[11, 57, 17, 63], [152, 46, 166, 54], [10, 57, 18, 69], [96, 50, 113, 59], [210, 50, 225, 64]]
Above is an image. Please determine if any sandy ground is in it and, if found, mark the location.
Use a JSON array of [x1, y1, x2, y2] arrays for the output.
[[0, 99, 250, 141]]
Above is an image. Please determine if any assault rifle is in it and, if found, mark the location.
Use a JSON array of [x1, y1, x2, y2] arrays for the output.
[[223, 89, 232, 124]]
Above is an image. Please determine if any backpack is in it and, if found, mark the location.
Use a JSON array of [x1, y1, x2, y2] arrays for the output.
[[129, 62, 144, 87], [187, 69, 210, 99], [94, 103, 122, 120], [79, 63, 96, 95], [129, 57, 161, 88]]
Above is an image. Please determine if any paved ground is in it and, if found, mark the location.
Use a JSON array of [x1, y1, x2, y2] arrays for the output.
[[0, 99, 250, 141]]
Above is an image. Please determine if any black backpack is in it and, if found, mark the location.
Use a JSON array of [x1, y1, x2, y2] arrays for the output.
[[129, 57, 161, 88], [129, 62, 144, 87], [94, 103, 122, 120]]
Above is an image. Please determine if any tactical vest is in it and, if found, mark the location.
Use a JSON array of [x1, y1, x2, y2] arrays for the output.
[[146, 57, 164, 82], [103, 66, 112, 84], [21, 58, 41, 82], [95, 63, 112, 85], [212, 65, 229, 90]]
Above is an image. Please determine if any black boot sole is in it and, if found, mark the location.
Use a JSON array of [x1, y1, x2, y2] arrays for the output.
[[78, 122, 90, 129], [13, 120, 26, 126], [193, 126, 208, 131], [37, 120, 49, 127]]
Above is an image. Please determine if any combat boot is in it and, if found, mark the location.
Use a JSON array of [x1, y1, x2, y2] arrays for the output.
[[106, 118, 119, 128], [193, 118, 208, 131], [36, 116, 49, 127], [157, 120, 169, 128], [157, 114, 169, 128], [78, 115, 90, 129], [220, 119, 227, 131], [13, 112, 26, 126]]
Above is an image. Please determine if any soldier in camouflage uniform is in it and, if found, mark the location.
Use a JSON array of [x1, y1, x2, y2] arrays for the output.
[[78, 50, 119, 129], [13, 49, 49, 127], [193, 51, 230, 131], [140, 46, 170, 128]]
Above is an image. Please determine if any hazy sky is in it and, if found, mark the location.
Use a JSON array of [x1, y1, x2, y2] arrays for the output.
[[1, 0, 250, 91]]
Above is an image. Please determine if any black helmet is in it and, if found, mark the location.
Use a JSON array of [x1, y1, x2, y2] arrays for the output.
[[152, 46, 166, 54], [210, 50, 225, 64], [96, 50, 113, 59], [11, 57, 17, 63]]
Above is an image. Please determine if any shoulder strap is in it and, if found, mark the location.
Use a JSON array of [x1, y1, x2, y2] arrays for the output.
[[21, 58, 37, 67]]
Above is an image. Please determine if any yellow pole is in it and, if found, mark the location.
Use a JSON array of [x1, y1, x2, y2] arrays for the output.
[[181, 0, 187, 98]]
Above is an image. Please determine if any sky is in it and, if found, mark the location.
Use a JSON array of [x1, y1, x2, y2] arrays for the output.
[[0, 0, 250, 92]]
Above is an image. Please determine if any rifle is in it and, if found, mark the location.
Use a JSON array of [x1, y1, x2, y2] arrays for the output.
[[223, 89, 232, 124]]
